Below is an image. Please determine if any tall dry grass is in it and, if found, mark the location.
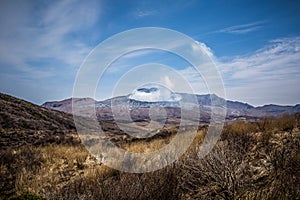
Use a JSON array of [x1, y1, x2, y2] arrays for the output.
[[1, 113, 300, 199]]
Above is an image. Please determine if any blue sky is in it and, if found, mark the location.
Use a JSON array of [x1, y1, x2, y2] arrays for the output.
[[0, 0, 299, 106]]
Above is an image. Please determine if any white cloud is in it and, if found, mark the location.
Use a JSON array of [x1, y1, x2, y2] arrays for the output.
[[218, 36, 300, 105], [177, 36, 300, 105], [94, 30, 197, 75], [217, 21, 265, 34], [0, 0, 101, 104], [178, 66, 208, 93], [162, 75, 174, 88], [218, 36, 300, 80], [0, 0, 101, 78], [134, 9, 157, 18], [193, 41, 214, 58], [128, 85, 182, 102]]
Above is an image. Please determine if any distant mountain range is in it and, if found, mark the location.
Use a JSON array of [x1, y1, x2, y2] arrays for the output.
[[42, 87, 300, 122]]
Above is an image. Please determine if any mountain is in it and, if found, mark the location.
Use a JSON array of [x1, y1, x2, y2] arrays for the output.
[[42, 86, 300, 121], [256, 104, 300, 115], [0, 93, 79, 148], [42, 97, 96, 113]]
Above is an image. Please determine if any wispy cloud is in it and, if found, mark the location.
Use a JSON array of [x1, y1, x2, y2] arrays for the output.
[[134, 9, 157, 18], [218, 36, 300, 81], [179, 36, 300, 105], [0, 0, 101, 78], [100, 34, 196, 74], [217, 21, 265, 34], [0, 0, 101, 103]]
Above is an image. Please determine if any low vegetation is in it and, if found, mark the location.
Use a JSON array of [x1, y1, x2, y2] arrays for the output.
[[1, 113, 300, 199], [179, 114, 300, 200]]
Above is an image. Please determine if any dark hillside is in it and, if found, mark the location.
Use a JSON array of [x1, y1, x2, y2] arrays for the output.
[[0, 93, 79, 148], [0, 93, 75, 130]]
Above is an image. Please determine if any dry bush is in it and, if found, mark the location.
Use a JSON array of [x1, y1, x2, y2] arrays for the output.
[[245, 131, 300, 200], [256, 114, 299, 133], [57, 165, 180, 200], [255, 117, 274, 132], [179, 138, 257, 200], [223, 121, 257, 135], [179, 116, 300, 200], [256, 114, 298, 147], [295, 113, 300, 126], [266, 133, 300, 199], [275, 114, 296, 133], [221, 121, 256, 152], [260, 130, 273, 147]]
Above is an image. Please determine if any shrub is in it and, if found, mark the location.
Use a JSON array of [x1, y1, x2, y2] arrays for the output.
[[267, 133, 300, 199], [58, 165, 180, 200], [256, 117, 274, 132], [221, 121, 256, 152], [179, 139, 256, 200], [276, 114, 296, 133]]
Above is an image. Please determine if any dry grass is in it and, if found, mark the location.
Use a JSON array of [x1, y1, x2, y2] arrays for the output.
[[1, 113, 300, 199], [118, 128, 205, 154], [120, 135, 174, 153], [14, 145, 87, 196], [1, 145, 118, 199]]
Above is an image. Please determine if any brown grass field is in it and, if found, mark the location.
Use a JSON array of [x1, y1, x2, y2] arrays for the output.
[[1, 111, 300, 199]]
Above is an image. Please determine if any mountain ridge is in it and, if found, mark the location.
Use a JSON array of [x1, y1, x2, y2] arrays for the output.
[[41, 92, 300, 121]]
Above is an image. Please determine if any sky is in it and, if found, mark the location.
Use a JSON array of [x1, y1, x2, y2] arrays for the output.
[[0, 0, 299, 106]]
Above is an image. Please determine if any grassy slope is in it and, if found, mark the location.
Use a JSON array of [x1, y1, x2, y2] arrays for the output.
[[0, 93, 75, 131], [0, 93, 80, 148]]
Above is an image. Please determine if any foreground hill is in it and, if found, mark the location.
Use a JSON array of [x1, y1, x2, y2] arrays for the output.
[[0, 93, 79, 148]]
